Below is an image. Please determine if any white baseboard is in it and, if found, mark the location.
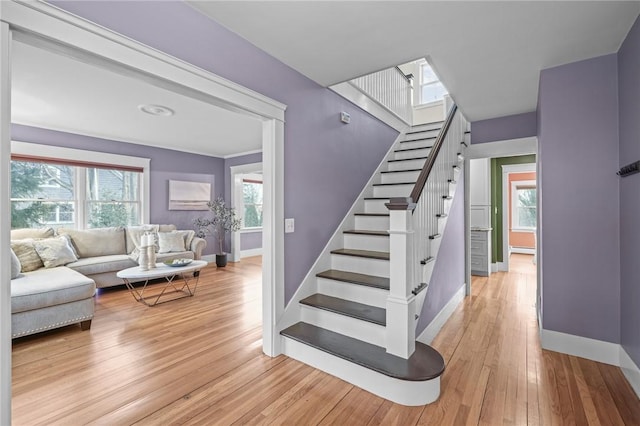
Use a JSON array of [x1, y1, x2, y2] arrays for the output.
[[491, 262, 507, 272], [620, 347, 640, 398], [540, 329, 620, 366], [510, 247, 535, 255], [241, 248, 263, 258], [417, 285, 465, 345]]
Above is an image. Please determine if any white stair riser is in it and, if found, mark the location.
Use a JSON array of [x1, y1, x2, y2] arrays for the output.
[[343, 233, 389, 252], [331, 254, 389, 277], [317, 278, 388, 308], [404, 128, 440, 139], [398, 139, 433, 150], [381, 170, 421, 184], [364, 199, 389, 214], [355, 215, 389, 230], [300, 305, 385, 346], [281, 338, 441, 406], [387, 158, 426, 171], [430, 237, 442, 258], [373, 184, 413, 198], [394, 148, 431, 161], [421, 260, 435, 284], [437, 217, 446, 235]]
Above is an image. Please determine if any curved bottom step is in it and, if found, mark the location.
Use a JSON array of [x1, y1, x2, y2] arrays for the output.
[[281, 322, 444, 406]]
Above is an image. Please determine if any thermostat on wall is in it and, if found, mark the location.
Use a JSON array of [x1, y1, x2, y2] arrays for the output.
[[340, 112, 350, 124]]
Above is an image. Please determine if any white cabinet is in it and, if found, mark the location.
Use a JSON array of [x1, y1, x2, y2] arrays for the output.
[[470, 159, 491, 228], [471, 229, 491, 276]]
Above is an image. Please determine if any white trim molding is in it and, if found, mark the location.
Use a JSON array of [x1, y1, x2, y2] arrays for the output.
[[241, 248, 263, 258], [541, 329, 621, 366], [417, 285, 465, 345], [502, 164, 536, 272], [620, 347, 640, 398]]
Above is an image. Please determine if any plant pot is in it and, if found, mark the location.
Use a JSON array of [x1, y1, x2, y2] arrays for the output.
[[215, 253, 228, 267]]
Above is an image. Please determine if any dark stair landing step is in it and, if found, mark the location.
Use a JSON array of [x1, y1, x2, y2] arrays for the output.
[[300, 294, 386, 326], [316, 269, 390, 290], [331, 248, 389, 260], [281, 322, 445, 381]]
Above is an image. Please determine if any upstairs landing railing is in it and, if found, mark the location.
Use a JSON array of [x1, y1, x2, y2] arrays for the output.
[[384, 104, 468, 358], [350, 66, 413, 125]]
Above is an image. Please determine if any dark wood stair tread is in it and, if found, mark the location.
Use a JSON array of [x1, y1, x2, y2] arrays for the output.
[[380, 168, 422, 174], [316, 269, 390, 290], [354, 213, 389, 217], [344, 230, 389, 236], [300, 294, 386, 325], [388, 156, 428, 163], [331, 248, 389, 260], [373, 182, 414, 186], [281, 322, 445, 381]]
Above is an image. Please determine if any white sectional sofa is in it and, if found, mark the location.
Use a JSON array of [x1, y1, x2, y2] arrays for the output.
[[10, 225, 206, 338]]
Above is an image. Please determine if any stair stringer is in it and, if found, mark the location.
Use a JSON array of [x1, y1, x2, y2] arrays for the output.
[[275, 129, 409, 343]]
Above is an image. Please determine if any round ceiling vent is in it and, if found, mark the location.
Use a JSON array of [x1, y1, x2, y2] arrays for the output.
[[138, 104, 175, 117]]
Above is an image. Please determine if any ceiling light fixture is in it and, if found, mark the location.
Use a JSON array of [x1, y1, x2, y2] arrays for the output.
[[138, 104, 175, 117]]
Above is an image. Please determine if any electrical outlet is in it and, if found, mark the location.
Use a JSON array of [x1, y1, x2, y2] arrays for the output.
[[340, 111, 350, 124], [285, 218, 295, 233]]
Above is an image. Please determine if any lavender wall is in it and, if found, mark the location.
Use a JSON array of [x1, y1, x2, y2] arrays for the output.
[[12, 124, 223, 255], [241, 231, 262, 251], [537, 54, 620, 343], [52, 1, 399, 302], [417, 175, 465, 334], [471, 112, 537, 144], [618, 17, 640, 364]]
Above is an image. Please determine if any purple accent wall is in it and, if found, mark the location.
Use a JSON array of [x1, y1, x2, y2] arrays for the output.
[[241, 231, 262, 251], [52, 1, 399, 302], [537, 55, 620, 343], [618, 17, 640, 364], [12, 124, 223, 255], [471, 112, 537, 144], [417, 174, 465, 334]]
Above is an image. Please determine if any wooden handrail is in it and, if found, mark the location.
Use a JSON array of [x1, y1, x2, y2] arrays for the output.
[[408, 104, 458, 206]]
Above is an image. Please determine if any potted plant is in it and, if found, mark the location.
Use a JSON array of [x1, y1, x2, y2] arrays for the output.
[[194, 196, 242, 267]]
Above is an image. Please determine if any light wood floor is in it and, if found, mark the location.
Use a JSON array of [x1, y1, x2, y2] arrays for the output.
[[12, 254, 640, 425]]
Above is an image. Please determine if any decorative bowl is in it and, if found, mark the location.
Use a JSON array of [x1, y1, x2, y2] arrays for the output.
[[164, 259, 193, 267]]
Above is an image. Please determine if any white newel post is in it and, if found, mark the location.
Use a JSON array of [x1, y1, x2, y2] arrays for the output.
[[385, 198, 416, 359]]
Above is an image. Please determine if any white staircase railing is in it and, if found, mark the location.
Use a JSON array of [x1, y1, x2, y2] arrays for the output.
[[385, 105, 468, 358], [350, 67, 413, 125]]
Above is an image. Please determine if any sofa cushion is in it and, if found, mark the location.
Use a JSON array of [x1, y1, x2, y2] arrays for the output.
[[34, 235, 78, 268], [10, 249, 21, 279], [125, 224, 176, 254], [66, 254, 137, 276], [10, 227, 54, 240], [58, 227, 125, 258], [11, 267, 95, 314], [11, 240, 43, 272]]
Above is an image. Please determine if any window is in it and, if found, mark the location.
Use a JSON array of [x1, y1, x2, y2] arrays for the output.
[[242, 178, 263, 229], [419, 62, 447, 105], [512, 181, 537, 230], [10, 142, 149, 230]]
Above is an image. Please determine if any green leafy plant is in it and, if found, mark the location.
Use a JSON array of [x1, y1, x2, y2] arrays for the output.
[[194, 196, 242, 254]]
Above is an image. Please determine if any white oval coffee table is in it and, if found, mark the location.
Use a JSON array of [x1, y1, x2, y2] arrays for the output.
[[117, 260, 207, 306]]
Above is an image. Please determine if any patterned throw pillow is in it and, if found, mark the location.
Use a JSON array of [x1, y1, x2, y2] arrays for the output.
[[157, 232, 186, 253], [10, 240, 44, 272], [33, 235, 79, 268]]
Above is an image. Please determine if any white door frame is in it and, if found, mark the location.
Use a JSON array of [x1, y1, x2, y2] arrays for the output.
[[0, 2, 286, 421], [464, 137, 538, 295], [502, 163, 536, 268]]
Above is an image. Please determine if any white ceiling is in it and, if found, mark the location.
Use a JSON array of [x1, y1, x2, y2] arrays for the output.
[[11, 40, 263, 158], [189, 1, 640, 121]]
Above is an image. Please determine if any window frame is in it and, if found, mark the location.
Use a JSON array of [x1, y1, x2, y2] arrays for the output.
[[417, 61, 447, 106], [11, 141, 150, 228], [511, 180, 537, 232]]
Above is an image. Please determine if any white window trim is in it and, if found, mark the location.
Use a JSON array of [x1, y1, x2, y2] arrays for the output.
[[11, 141, 150, 224], [240, 174, 263, 231], [511, 179, 537, 232], [417, 61, 447, 106]]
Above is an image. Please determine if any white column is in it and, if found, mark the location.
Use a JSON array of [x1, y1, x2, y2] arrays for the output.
[[386, 207, 416, 358]]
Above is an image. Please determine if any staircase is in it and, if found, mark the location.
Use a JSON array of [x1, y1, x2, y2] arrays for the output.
[[280, 106, 468, 406]]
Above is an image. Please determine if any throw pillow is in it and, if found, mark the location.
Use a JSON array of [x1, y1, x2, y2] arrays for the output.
[[157, 232, 186, 253], [10, 248, 21, 279], [126, 225, 159, 257], [10, 240, 43, 272], [10, 227, 54, 240], [33, 235, 79, 268], [173, 230, 196, 250]]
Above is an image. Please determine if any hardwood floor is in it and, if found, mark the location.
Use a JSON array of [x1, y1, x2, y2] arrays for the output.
[[12, 254, 640, 425]]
